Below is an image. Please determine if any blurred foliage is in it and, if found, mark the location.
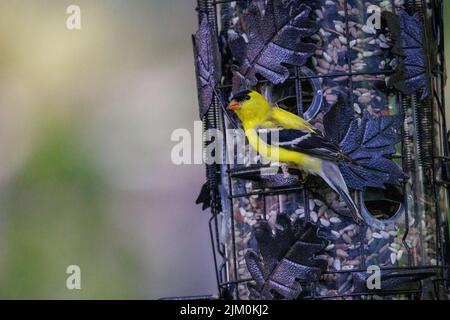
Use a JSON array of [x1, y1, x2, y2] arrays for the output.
[[0, 122, 145, 299]]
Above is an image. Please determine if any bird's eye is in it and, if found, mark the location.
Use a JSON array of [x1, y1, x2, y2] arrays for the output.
[[232, 90, 252, 102]]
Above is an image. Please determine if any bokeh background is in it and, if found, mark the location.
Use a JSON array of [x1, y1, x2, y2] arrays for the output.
[[0, 0, 448, 299], [0, 0, 215, 299]]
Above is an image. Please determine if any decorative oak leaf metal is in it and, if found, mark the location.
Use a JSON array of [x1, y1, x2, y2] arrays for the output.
[[229, 0, 318, 93], [196, 182, 211, 211], [244, 215, 326, 300], [337, 112, 407, 191], [384, 10, 429, 99], [193, 14, 221, 118], [323, 89, 355, 145]]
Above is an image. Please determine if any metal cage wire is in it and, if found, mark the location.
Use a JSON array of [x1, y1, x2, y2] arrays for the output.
[[196, 0, 450, 300]]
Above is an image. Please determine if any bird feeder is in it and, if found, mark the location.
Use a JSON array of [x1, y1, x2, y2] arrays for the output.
[[193, 0, 450, 300]]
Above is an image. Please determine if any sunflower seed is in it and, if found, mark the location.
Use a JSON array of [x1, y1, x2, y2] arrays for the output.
[[362, 25, 376, 34], [390, 252, 397, 264], [342, 233, 352, 244], [330, 217, 342, 224], [320, 218, 331, 227], [380, 231, 390, 239], [310, 211, 318, 223], [331, 230, 341, 238], [336, 249, 349, 258], [372, 232, 383, 239], [333, 258, 341, 271], [396, 250, 404, 261]]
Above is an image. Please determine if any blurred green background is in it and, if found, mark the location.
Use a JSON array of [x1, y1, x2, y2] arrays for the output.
[[0, 1, 449, 299], [0, 0, 215, 299]]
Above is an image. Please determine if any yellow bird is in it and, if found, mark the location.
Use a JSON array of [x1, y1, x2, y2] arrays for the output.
[[228, 89, 364, 224]]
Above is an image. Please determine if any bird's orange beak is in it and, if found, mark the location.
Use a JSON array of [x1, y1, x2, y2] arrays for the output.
[[228, 100, 241, 111]]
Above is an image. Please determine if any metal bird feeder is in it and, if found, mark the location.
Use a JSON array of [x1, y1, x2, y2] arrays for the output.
[[193, 0, 450, 300]]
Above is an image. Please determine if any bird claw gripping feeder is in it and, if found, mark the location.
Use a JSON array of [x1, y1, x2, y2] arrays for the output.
[[193, 0, 450, 300]]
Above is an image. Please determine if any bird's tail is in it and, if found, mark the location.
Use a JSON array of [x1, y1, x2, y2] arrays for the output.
[[317, 161, 365, 225]]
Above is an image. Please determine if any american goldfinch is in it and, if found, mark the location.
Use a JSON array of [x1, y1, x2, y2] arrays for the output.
[[228, 89, 364, 224]]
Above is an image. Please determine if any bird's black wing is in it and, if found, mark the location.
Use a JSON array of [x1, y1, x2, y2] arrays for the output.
[[258, 128, 348, 162]]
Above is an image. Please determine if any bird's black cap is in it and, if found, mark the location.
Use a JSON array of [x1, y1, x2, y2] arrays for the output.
[[232, 90, 252, 102]]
